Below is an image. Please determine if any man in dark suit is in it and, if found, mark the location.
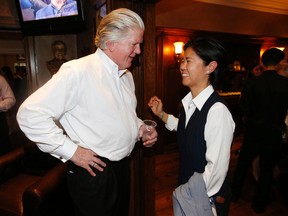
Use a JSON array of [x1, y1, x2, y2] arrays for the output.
[[231, 48, 288, 213]]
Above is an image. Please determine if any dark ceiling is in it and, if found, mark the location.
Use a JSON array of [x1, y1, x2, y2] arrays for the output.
[[1, 0, 288, 45]]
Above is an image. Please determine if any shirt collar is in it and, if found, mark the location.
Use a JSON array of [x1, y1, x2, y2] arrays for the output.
[[118, 69, 127, 77], [182, 85, 214, 111], [96, 48, 127, 78]]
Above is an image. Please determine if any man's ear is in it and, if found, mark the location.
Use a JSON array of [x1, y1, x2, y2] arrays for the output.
[[106, 41, 115, 52]]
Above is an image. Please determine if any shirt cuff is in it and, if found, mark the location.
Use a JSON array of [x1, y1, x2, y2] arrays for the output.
[[51, 137, 78, 162], [165, 115, 178, 131]]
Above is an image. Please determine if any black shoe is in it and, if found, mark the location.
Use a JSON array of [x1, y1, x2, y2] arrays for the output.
[[251, 201, 267, 213]]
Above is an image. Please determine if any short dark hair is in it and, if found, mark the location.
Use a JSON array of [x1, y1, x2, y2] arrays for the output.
[[184, 36, 228, 84], [261, 48, 285, 67]]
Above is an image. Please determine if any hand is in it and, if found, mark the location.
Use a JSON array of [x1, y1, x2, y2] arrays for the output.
[[70, 146, 106, 176], [139, 124, 158, 147], [148, 96, 164, 118]]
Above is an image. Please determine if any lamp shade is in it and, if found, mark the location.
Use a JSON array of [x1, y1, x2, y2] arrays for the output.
[[173, 42, 184, 54]]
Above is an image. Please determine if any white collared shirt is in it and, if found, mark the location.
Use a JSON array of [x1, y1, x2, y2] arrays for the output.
[[17, 48, 142, 162], [166, 85, 235, 197]]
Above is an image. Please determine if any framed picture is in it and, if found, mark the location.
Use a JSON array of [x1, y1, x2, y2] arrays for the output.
[[32, 35, 77, 87]]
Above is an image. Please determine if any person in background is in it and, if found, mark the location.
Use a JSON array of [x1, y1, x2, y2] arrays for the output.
[[148, 37, 235, 216], [0, 66, 17, 135], [278, 58, 288, 78], [35, 0, 78, 20], [231, 48, 288, 213], [277, 57, 288, 203], [20, 0, 49, 11], [239, 60, 263, 182], [1, 66, 15, 89], [240, 60, 263, 120], [20, 0, 49, 21], [246, 60, 263, 79], [0, 66, 19, 135], [17, 8, 157, 216], [14, 66, 28, 107], [0, 74, 16, 155]]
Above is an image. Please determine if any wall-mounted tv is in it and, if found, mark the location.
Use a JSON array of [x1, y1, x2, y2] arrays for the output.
[[15, 0, 85, 36]]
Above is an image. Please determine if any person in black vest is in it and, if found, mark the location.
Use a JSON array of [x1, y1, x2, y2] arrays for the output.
[[148, 37, 235, 216], [231, 48, 288, 213]]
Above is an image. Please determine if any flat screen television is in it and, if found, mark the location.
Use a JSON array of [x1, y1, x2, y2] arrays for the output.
[[15, 0, 85, 36]]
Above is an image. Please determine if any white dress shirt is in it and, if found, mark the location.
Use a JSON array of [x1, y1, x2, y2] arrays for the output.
[[165, 85, 235, 197], [17, 48, 142, 162]]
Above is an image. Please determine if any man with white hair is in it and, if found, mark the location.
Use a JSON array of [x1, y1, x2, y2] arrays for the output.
[[17, 8, 158, 216]]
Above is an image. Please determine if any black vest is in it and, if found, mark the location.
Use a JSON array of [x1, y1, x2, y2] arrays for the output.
[[177, 91, 227, 185]]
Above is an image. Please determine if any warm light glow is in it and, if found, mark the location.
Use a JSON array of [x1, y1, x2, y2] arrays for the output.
[[260, 46, 285, 58], [260, 48, 265, 58], [233, 60, 241, 71], [274, 47, 285, 51], [173, 42, 184, 64], [163, 45, 172, 56], [173, 42, 184, 54]]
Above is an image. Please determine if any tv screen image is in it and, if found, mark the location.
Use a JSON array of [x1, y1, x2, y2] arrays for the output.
[[15, 0, 85, 35]]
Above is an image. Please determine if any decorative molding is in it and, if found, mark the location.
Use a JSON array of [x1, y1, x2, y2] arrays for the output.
[[194, 0, 288, 15]]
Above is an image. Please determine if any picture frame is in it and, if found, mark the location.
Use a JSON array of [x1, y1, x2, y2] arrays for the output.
[[32, 35, 77, 87]]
